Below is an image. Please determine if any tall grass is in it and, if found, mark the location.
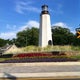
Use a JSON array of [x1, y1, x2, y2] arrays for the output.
[[21, 45, 74, 52], [3, 45, 80, 54], [71, 46, 80, 51]]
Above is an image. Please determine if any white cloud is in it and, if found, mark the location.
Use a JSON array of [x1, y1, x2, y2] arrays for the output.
[[15, 0, 63, 15], [0, 20, 39, 39], [71, 30, 76, 34], [0, 24, 17, 39], [19, 20, 39, 31], [15, 4, 23, 14], [26, 20, 39, 28], [15, 1, 40, 14], [52, 22, 68, 28], [0, 32, 16, 39], [52, 22, 75, 34], [57, 4, 63, 14], [25, 6, 40, 13], [6, 24, 16, 30]]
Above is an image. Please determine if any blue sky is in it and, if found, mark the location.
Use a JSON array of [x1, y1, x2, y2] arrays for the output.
[[0, 0, 80, 39]]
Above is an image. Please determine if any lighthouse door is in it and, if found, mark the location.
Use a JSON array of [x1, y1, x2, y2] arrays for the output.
[[48, 40, 52, 45]]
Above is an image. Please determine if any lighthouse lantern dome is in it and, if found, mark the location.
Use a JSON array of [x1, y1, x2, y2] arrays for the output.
[[41, 5, 49, 14], [42, 5, 48, 11]]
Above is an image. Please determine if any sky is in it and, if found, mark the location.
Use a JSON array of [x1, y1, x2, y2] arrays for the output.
[[0, 0, 80, 39]]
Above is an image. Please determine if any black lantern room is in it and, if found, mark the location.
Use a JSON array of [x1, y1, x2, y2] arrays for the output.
[[41, 5, 49, 14]]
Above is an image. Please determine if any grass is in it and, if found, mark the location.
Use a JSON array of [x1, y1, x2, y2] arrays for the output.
[[2, 45, 80, 55], [71, 46, 80, 51], [0, 58, 10, 62], [71, 55, 80, 60], [21, 45, 80, 53], [21, 45, 72, 52]]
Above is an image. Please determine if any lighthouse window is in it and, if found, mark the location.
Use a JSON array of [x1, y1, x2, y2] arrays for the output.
[[42, 7, 48, 11]]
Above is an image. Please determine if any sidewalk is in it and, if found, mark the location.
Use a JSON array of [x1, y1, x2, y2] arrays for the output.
[[0, 62, 80, 79]]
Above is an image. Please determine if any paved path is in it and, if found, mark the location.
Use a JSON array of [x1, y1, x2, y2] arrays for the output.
[[0, 62, 80, 79], [0, 65, 80, 73]]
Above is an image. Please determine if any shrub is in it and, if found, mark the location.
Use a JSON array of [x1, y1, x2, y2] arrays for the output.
[[13, 53, 52, 58]]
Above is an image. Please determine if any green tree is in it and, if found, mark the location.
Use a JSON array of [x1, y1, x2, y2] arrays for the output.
[[26, 27, 39, 46], [72, 35, 80, 46], [0, 38, 7, 47], [52, 26, 74, 45], [16, 27, 39, 47]]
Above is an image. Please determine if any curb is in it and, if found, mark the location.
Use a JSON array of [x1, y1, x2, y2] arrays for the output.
[[0, 62, 80, 67], [0, 72, 80, 78]]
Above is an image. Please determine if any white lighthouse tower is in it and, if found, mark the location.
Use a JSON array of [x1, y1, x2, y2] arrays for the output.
[[39, 5, 52, 47]]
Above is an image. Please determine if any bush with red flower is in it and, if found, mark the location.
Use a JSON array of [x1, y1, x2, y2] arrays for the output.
[[13, 53, 53, 58]]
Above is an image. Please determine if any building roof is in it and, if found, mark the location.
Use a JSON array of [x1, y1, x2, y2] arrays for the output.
[[0, 44, 17, 53]]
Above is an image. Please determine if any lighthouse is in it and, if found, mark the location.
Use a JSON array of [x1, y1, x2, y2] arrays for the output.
[[39, 5, 52, 47]]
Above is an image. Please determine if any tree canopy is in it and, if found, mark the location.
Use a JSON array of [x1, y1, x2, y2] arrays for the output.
[[15, 27, 39, 47], [52, 27, 74, 45], [0, 26, 80, 47]]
